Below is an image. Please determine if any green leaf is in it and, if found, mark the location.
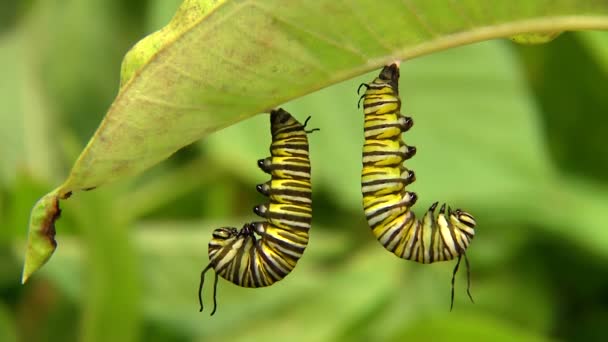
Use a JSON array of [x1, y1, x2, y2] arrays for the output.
[[514, 32, 608, 183], [0, 303, 17, 342], [23, 0, 608, 279], [21, 189, 62, 284], [60, 1, 608, 193]]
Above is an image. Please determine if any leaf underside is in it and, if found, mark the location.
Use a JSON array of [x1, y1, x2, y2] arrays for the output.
[[22, 0, 608, 282]]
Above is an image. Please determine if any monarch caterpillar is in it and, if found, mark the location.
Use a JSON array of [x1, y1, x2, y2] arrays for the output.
[[198, 108, 318, 315], [359, 63, 477, 309]]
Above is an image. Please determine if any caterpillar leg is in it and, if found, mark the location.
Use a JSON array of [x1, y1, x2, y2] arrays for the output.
[[253, 203, 269, 218], [256, 182, 271, 196], [450, 253, 474, 311], [198, 264, 220, 316], [257, 157, 272, 173]]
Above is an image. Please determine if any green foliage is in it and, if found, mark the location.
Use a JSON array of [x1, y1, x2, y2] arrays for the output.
[[515, 32, 608, 182], [22, 0, 608, 283], [2, 1, 608, 342]]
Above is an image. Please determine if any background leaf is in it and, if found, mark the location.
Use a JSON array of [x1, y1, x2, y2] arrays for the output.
[[515, 32, 608, 182], [56, 1, 608, 193]]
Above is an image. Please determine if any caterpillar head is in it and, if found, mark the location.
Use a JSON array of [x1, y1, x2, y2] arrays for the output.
[[450, 209, 476, 238], [210, 227, 238, 243], [378, 63, 400, 93], [270, 108, 296, 129], [208, 227, 239, 259]]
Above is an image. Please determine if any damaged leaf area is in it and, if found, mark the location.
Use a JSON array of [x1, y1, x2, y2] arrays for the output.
[[21, 189, 65, 283], [22, 0, 608, 281]]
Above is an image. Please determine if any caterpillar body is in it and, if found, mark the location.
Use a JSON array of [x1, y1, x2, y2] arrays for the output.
[[198, 108, 317, 315], [359, 64, 477, 309]]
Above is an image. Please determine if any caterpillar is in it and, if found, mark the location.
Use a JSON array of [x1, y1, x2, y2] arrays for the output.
[[359, 63, 477, 310], [198, 108, 318, 315]]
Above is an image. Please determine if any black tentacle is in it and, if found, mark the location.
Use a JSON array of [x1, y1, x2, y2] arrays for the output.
[[303, 116, 320, 134], [464, 253, 474, 304], [450, 255, 462, 311], [198, 264, 213, 312], [357, 83, 370, 94], [210, 273, 219, 316]]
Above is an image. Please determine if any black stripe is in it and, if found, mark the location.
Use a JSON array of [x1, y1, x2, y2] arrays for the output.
[[210, 239, 239, 272], [408, 224, 421, 260], [431, 218, 443, 261], [279, 156, 310, 163], [364, 142, 392, 147], [400, 218, 417, 259], [277, 181, 312, 189], [447, 220, 463, 255], [363, 99, 399, 109], [273, 151, 309, 159], [364, 123, 402, 132], [366, 202, 403, 222], [362, 169, 393, 176], [272, 143, 309, 151], [273, 125, 305, 136], [461, 229, 475, 240], [439, 232, 456, 260], [249, 242, 263, 287], [362, 188, 403, 198], [363, 195, 397, 211], [270, 163, 311, 173], [273, 221, 310, 234], [231, 242, 245, 284], [267, 211, 312, 224], [265, 233, 305, 255], [362, 177, 409, 187], [257, 245, 287, 280], [269, 188, 311, 198], [385, 219, 409, 252], [274, 138, 308, 146], [425, 227, 435, 262], [265, 243, 294, 277], [270, 198, 312, 207], [276, 229, 308, 245], [254, 240, 268, 286], [363, 150, 406, 157], [269, 197, 311, 206], [279, 204, 312, 214], [419, 222, 426, 262], [362, 151, 413, 165]]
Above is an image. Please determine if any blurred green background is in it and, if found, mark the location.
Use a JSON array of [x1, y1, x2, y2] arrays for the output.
[[2, 1, 608, 341]]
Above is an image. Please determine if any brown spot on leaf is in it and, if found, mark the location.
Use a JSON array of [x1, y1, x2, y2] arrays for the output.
[[40, 197, 60, 249], [83, 186, 97, 191]]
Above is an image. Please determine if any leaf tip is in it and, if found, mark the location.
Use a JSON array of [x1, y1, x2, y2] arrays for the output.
[[21, 192, 62, 284]]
